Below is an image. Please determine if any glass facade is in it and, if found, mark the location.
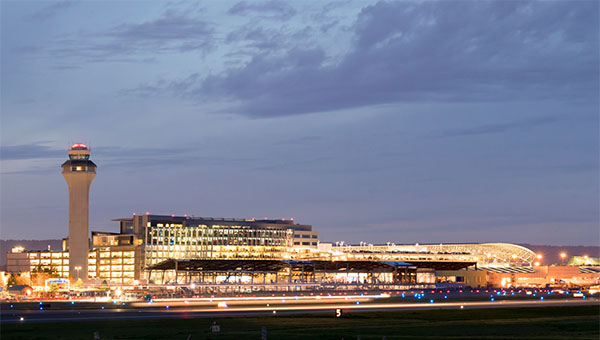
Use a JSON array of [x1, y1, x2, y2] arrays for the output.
[[14, 249, 138, 284], [143, 222, 293, 266]]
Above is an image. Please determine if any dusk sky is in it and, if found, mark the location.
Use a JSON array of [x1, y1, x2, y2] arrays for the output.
[[1, 1, 598, 246]]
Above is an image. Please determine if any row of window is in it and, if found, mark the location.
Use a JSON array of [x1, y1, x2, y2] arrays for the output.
[[294, 242, 318, 246]]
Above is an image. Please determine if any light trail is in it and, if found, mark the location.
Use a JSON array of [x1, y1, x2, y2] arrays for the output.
[[155, 298, 598, 314], [2, 299, 597, 324], [131, 293, 390, 307]]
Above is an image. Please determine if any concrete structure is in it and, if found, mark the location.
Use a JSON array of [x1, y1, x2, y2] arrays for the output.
[[62, 143, 96, 279]]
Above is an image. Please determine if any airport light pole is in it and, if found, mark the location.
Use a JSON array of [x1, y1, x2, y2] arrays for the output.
[[560, 252, 567, 265]]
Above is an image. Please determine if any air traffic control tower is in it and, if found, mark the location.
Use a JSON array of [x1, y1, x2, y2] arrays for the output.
[[62, 144, 96, 279]]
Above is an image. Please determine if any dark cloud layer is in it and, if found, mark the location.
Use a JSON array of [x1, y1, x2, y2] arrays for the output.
[[436, 116, 560, 138], [0, 144, 63, 161], [29, 0, 72, 21], [0, 143, 262, 175], [45, 9, 214, 62], [132, 1, 599, 118], [228, 1, 296, 21]]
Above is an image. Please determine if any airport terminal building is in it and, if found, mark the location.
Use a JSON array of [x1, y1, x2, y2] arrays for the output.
[[6, 212, 484, 287], [10, 144, 597, 291]]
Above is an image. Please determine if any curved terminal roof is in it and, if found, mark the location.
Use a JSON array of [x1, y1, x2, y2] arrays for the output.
[[422, 243, 537, 267], [331, 243, 536, 268]]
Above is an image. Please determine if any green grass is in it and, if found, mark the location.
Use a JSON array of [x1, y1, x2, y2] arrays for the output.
[[2, 306, 599, 340]]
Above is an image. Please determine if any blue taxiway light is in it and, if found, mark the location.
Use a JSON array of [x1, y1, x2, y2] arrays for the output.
[[166, 306, 170, 309], [356, 301, 360, 305], [490, 298, 494, 302], [101, 306, 104, 310], [430, 299, 434, 304]]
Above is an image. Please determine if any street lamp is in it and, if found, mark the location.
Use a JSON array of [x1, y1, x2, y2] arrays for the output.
[[560, 252, 567, 265], [74, 266, 82, 280]]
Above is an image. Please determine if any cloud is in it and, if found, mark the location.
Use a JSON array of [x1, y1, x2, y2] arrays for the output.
[[0, 143, 63, 161], [544, 162, 599, 174], [126, 1, 598, 118], [228, 1, 296, 21], [435, 116, 560, 138], [106, 12, 213, 53], [252, 156, 333, 171], [45, 9, 214, 62], [30, 1, 73, 21], [226, 25, 287, 51], [0, 144, 263, 175]]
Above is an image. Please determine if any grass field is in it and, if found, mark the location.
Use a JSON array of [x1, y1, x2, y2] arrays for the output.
[[2, 306, 599, 340]]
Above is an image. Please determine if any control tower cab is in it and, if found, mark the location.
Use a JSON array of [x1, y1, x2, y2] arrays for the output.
[[62, 143, 96, 280]]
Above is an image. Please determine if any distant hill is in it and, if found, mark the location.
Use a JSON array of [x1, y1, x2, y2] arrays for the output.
[[0, 239, 62, 270], [519, 244, 600, 265]]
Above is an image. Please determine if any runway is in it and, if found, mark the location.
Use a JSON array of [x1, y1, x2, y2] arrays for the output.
[[1, 298, 597, 324]]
